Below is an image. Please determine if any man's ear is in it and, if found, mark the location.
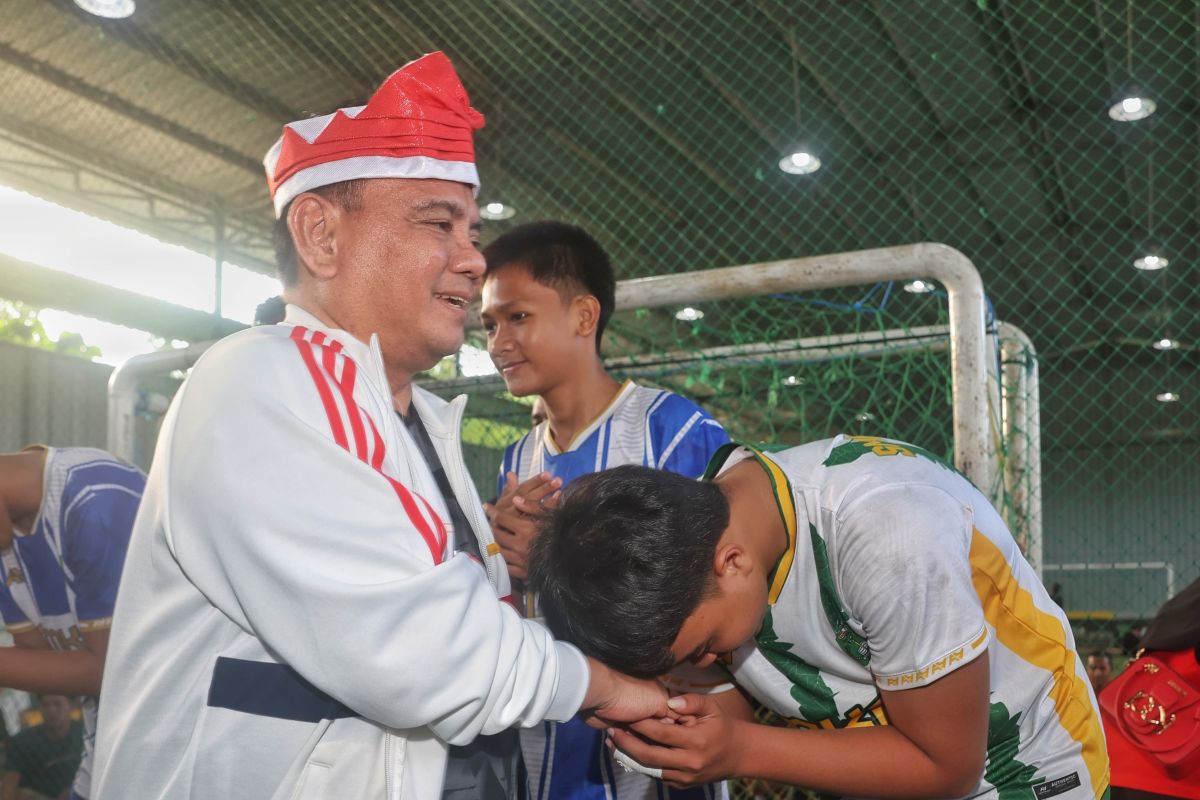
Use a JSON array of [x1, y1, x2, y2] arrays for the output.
[[288, 193, 342, 281], [572, 294, 602, 339]]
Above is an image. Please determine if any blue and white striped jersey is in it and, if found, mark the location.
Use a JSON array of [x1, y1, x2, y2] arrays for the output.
[[0, 447, 145, 800], [501, 381, 730, 800], [500, 380, 727, 490]]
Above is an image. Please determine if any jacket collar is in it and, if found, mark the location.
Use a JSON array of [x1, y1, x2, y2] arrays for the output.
[[283, 303, 462, 432], [283, 304, 377, 367]]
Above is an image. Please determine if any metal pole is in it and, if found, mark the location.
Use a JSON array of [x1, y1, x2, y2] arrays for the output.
[[998, 322, 1042, 577], [213, 210, 225, 319], [107, 343, 213, 464], [610, 243, 991, 489], [427, 325, 952, 393]]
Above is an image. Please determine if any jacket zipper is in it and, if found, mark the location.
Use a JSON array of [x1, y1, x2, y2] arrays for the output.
[[383, 731, 394, 799], [443, 395, 500, 589], [363, 337, 500, 589]]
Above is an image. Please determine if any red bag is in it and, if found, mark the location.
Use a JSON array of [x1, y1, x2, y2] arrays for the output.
[[1099, 654, 1200, 778]]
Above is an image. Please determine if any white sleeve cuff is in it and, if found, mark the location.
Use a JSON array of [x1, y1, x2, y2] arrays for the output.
[[874, 625, 990, 691], [545, 640, 590, 721]]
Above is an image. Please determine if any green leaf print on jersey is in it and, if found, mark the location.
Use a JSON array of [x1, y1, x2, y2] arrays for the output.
[[985, 702, 1040, 799], [756, 606, 839, 722], [809, 525, 870, 667], [822, 437, 877, 467], [822, 435, 969, 481]]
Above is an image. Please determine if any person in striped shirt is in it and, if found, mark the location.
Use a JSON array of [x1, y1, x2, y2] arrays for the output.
[[480, 221, 735, 799], [0, 445, 145, 800], [531, 436, 1111, 800]]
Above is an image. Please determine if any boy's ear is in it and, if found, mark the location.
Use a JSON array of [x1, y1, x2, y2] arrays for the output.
[[713, 541, 751, 580], [572, 294, 602, 340], [289, 193, 342, 281]]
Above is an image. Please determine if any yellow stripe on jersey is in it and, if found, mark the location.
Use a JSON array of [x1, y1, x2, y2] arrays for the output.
[[969, 530, 1110, 798], [542, 379, 634, 455], [746, 449, 798, 605], [78, 617, 113, 633]]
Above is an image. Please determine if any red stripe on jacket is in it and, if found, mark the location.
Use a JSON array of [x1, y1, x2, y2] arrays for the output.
[[291, 326, 445, 563]]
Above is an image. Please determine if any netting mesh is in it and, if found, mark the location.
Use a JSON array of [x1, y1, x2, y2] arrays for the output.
[[1, 1, 1197, 796]]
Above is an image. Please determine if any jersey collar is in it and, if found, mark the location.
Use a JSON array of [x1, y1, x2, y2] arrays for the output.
[[702, 443, 797, 605]]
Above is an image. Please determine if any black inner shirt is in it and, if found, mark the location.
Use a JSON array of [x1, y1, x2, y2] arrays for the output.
[[397, 405, 483, 563]]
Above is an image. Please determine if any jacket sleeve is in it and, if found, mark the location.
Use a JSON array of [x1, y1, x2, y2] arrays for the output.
[[161, 335, 587, 744]]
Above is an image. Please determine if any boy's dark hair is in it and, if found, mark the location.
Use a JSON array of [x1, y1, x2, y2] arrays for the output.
[[529, 465, 729, 678], [272, 179, 366, 287], [482, 221, 616, 355]]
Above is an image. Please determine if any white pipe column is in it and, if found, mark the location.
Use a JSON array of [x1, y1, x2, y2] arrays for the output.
[[430, 325, 954, 394], [614, 243, 992, 489], [107, 343, 214, 464], [997, 322, 1042, 577]]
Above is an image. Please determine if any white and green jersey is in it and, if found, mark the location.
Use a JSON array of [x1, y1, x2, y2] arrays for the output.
[[706, 437, 1109, 800]]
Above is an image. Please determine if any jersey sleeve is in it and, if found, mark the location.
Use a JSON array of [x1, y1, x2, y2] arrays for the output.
[[62, 482, 144, 629], [834, 483, 990, 691], [650, 394, 730, 478]]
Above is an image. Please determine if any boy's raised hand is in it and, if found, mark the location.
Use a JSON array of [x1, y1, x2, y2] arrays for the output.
[[483, 471, 562, 582]]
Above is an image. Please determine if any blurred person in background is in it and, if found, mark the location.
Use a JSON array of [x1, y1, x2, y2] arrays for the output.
[[1086, 651, 1113, 694], [2, 695, 82, 800]]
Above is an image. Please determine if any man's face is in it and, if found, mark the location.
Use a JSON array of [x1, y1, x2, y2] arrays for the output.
[[1086, 655, 1112, 692], [669, 577, 768, 669], [39, 695, 71, 728], [480, 264, 579, 397], [326, 178, 484, 378]]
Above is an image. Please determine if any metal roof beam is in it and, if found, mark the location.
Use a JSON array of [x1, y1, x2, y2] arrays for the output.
[[0, 253, 245, 342], [0, 41, 261, 175], [0, 128, 275, 274]]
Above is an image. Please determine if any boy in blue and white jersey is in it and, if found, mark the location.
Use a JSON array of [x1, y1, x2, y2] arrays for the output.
[[0, 446, 145, 800], [481, 221, 733, 799]]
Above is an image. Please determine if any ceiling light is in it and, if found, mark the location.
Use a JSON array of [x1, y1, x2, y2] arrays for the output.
[[674, 307, 704, 322], [779, 151, 821, 175], [854, 412, 874, 422], [479, 201, 516, 221], [74, 0, 135, 18], [1133, 253, 1168, 271], [1156, 392, 1179, 403], [782, 375, 804, 386], [1108, 93, 1156, 122], [903, 279, 934, 294], [1152, 338, 1178, 351]]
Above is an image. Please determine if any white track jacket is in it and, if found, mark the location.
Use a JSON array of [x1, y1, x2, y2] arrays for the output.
[[92, 306, 589, 800]]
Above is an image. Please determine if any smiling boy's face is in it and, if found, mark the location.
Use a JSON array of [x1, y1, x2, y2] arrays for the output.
[[480, 263, 590, 398]]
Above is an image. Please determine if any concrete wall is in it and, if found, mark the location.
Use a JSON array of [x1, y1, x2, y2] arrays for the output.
[[1042, 440, 1200, 618]]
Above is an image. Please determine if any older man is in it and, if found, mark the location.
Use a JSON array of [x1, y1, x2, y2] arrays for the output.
[[92, 52, 665, 800]]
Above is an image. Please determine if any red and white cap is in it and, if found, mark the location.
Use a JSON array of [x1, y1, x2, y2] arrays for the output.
[[264, 51, 485, 218]]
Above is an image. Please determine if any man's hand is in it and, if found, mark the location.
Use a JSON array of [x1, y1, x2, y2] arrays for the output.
[[581, 658, 670, 728], [483, 471, 561, 581], [607, 692, 746, 787]]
